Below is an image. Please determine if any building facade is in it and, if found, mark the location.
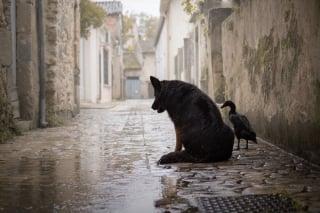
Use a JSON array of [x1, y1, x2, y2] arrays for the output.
[[80, 26, 112, 103], [80, 1, 123, 103], [154, 0, 192, 81], [123, 44, 156, 99], [123, 17, 156, 99]]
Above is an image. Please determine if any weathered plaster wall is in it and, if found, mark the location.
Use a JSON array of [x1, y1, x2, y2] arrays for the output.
[[207, 8, 232, 102], [44, 0, 80, 126], [222, 0, 320, 163]]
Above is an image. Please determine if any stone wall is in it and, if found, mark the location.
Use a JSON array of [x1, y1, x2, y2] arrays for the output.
[[1, 0, 80, 133], [0, 0, 11, 98], [0, 0, 20, 142], [44, 0, 80, 126], [16, 0, 39, 124], [221, 0, 320, 163]]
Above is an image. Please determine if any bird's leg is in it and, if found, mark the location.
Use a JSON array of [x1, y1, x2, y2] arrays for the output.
[[246, 140, 249, 149], [237, 139, 240, 150]]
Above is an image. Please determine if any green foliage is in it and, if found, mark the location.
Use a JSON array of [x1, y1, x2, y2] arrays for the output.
[[80, 0, 107, 39], [46, 110, 65, 127], [273, 190, 307, 211], [122, 13, 135, 46], [141, 15, 158, 40], [122, 12, 158, 50], [0, 96, 20, 143], [0, 70, 20, 143], [181, 0, 204, 15]]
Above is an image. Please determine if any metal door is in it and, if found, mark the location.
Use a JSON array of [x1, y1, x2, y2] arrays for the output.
[[125, 77, 141, 99]]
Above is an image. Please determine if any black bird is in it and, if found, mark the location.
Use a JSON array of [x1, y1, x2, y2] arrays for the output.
[[221, 100, 257, 150]]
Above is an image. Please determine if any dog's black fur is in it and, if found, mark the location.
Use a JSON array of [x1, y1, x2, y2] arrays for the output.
[[150, 76, 234, 164]]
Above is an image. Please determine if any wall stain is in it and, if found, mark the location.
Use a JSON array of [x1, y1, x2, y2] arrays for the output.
[[284, 10, 290, 23], [243, 11, 303, 102], [243, 28, 278, 102], [280, 13, 303, 89], [237, 2, 320, 163]]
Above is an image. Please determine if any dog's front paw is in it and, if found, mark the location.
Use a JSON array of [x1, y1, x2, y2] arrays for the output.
[[158, 153, 177, 164]]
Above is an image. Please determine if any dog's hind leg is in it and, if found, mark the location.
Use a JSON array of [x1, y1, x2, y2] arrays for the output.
[[158, 151, 197, 164], [174, 126, 182, 152]]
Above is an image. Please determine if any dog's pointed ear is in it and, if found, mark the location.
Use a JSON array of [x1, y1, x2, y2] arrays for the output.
[[150, 76, 161, 91]]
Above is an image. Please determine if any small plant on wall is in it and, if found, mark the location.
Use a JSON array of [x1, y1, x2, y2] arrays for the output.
[[181, 0, 205, 15], [0, 71, 20, 143], [0, 96, 20, 143], [80, 0, 107, 39]]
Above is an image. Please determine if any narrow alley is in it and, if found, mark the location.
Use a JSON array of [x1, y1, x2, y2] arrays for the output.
[[0, 100, 319, 212]]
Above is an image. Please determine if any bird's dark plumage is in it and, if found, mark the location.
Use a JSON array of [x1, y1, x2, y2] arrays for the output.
[[221, 100, 257, 150]]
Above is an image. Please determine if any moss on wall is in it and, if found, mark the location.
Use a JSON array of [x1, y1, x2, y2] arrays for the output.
[[280, 14, 303, 90], [0, 95, 20, 143], [46, 104, 74, 127], [240, 11, 315, 161], [223, 0, 319, 164], [243, 12, 303, 102], [0, 67, 20, 142], [243, 29, 278, 101]]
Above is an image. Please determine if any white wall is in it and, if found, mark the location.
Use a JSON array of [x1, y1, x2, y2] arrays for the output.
[[155, 20, 167, 81], [155, 0, 192, 81], [80, 26, 112, 104], [166, 0, 191, 80], [80, 29, 99, 103], [141, 53, 156, 98]]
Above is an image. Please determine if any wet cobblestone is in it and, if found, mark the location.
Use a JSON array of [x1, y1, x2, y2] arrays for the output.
[[0, 100, 319, 212]]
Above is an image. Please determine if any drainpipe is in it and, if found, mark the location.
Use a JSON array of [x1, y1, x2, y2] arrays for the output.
[[36, 0, 48, 128], [10, 0, 20, 118]]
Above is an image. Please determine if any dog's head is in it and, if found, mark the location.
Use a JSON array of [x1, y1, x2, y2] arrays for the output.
[[150, 76, 166, 113]]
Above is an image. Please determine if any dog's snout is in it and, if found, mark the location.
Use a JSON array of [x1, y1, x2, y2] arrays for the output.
[[152, 101, 158, 110]]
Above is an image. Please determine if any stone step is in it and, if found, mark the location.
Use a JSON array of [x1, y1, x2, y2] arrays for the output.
[[15, 120, 33, 132]]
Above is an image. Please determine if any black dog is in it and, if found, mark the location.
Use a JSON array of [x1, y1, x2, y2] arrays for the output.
[[150, 76, 234, 164]]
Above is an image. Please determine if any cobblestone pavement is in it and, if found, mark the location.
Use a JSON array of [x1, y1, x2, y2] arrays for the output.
[[0, 100, 319, 212]]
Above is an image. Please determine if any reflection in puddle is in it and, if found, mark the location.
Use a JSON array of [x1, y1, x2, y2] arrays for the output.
[[155, 176, 199, 212], [0, 100, 319, 212]]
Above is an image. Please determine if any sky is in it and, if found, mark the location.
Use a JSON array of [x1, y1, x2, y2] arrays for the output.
[[95, 0, 161, 17], [121, 0, 160, 16]]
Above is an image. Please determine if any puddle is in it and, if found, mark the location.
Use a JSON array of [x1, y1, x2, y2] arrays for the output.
[[0, 100, 319, 212]]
